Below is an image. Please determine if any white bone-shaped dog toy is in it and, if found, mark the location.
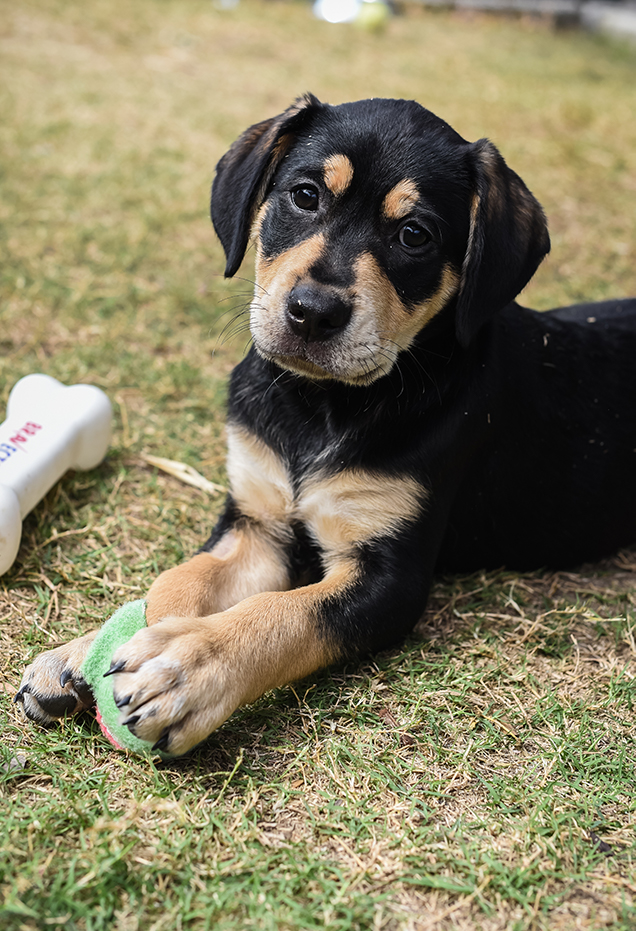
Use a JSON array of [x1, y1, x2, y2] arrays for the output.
[[0, 374, 113, 576]]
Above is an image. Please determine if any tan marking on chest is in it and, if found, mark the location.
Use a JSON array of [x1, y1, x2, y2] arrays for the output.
[[382, 179, 420, 220], [227, 427, 426, 560], [226, 425, 294, 528], [298, 469, 425, 562], [323, 154, 354, 196]]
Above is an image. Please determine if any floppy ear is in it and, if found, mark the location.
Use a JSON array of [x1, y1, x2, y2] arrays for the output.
[[211, 93, 322, 278], [455, 139, 550, 348]]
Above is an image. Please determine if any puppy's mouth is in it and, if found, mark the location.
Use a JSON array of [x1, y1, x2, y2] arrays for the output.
[[255, 343, 387, 386]]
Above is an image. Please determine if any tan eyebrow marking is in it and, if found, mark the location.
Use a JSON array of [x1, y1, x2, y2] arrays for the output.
[[382, 179, 420, 220], [323, 154, 354, 196]]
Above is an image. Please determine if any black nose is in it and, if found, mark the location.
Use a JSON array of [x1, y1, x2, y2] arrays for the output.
[[286, 285, 352, 343]]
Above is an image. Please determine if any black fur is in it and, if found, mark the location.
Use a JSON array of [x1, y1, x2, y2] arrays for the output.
[[207, 95, 636, 658]]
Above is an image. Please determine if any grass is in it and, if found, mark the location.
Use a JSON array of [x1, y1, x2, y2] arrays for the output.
[[1, 0, 636, 928]]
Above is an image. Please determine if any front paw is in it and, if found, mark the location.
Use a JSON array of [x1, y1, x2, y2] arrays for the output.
[[15, 636, 96, 725], [108, 617, 239, 756]]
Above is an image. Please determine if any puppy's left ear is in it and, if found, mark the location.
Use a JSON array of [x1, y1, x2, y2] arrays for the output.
[[211, 94, 322, 277], [455, 139, 550, 348]]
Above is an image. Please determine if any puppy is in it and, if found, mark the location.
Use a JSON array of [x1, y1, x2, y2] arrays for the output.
[[16, 95, 636, 755]]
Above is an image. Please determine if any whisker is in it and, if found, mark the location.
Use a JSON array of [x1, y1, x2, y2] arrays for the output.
[[214, 307, 252, 350], [213, 301, 252, 326], [262, 367, 290, 401], [216, 288, 256, 301], [230, 274, 268, 296], [221, 323, 253, 344], [218, 304, 249, 325]]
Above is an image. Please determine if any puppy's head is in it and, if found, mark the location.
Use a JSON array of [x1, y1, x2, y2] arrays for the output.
[[211, 95, 549, 384]]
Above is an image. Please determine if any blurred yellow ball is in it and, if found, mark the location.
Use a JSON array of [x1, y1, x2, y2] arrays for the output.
[[355, 1, 391, 32]]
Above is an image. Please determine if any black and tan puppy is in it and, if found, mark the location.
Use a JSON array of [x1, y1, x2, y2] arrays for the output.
[[17, 95, 636, 755]]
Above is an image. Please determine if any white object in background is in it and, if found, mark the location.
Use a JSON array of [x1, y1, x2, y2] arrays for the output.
[[0, 374, 113, 576], [313, 0, 361, 23]]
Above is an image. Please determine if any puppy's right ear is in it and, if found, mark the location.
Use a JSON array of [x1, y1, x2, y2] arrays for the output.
[[454, 139, 550, 348], [211, 94, 322, 277]]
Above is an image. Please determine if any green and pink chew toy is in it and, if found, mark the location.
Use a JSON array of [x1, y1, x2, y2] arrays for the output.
[[81, 599, 170, 756]]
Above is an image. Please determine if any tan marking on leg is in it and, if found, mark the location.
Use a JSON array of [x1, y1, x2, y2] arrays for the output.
[[217, 559, 355, 700], [299, 469, 426, 566], [323, 153, 354, 196], [382, 179, 420, 220], [146, 426, 296, 624], [110, 443, 429, 752], [146, 525, 291, 624], [111, 560, 357, 753]]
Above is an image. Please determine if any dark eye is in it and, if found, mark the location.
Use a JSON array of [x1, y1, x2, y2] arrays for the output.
[[291, 185, 319, 211], [399, 223, 430, 248]]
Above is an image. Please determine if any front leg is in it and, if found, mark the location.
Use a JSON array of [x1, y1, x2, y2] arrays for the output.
[[111, 449, 435, 755], [145, 505, 293, 623], [109, 537, 430, 755], [15, 503, 292, 725]]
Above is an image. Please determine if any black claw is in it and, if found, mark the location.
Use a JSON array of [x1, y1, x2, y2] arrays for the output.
[[114, 694, 131, 709], [103, 659, 126, 678], [14, 683, 31, 703], [123, 714, 140, 729], [60, 669, 73, 688], [152, 728, 170, 752]]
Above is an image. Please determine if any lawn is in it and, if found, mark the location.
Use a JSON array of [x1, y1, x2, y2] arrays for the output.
[[1, 1, 636, 928]]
